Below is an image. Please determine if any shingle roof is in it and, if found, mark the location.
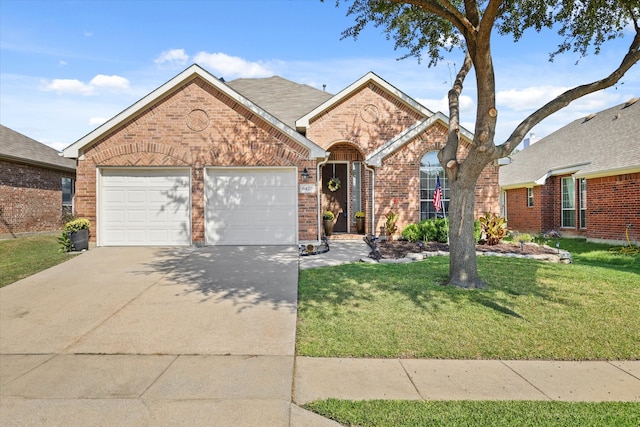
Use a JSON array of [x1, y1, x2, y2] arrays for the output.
[[499, 99, 640, 188], [227, 76, 333, 129], [0, 124, 75, 171]]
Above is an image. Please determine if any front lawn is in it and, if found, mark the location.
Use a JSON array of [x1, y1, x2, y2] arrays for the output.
[[0, 234, 78, 287], [297, 239, 640, 360], [305, 400, 640, 427]]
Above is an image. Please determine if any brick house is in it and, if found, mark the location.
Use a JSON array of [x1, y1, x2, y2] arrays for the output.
[[62, 64, 498, 246], [1, 125, 76, 237], [500, 99, 640, 244]]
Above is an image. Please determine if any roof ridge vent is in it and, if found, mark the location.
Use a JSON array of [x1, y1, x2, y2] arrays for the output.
[[583, 113, 597, 122], [623, 97, 639, 108]]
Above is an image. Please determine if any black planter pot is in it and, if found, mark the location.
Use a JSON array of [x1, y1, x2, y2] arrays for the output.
[[68, 229, 89, 251], [356, 218, 365, 234], [323, 219, 334, 236]]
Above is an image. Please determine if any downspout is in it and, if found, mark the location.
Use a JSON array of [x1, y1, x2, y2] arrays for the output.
[[317, 154, 330, 241], [364, 163, 375, 236]]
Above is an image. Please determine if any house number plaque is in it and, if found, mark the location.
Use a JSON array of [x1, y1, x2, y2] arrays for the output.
[[299, 184, 316, 194]]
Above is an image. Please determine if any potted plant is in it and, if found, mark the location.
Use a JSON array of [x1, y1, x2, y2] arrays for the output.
[[355, 211, 366, 234], [323, 211, 335, 236], [59, 217, 90, 252]]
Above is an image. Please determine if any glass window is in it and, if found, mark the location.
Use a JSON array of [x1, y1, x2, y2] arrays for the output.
[[62, 178, 74, 206], [420, 151, 448, 220], [579, 178, 587, 229], [527, 188, 534, 207], [562, 177, 575, 228]]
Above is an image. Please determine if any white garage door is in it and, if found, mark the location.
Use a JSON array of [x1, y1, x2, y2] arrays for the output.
[[100, 169, 191, 246], [206, 168, 297, 245]]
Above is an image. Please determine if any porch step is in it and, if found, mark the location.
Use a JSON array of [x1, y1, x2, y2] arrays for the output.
[[327, 233, 366, 241]]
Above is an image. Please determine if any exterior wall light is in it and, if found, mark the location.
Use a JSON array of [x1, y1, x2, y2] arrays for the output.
[[301, 167, 310, 181]]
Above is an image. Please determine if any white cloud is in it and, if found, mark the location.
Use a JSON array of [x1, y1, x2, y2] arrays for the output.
[[90, 74, 130, 90], [154, 48, 189, 66], [416, 95, 476, 116], [89, 117, 108, 126], [497, 86, 570, 111], [40, 74, 130, 95], [193, 52, 273, 79], [40, 78, 94, 95]]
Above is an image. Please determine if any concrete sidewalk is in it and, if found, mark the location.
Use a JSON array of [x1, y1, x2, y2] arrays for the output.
[[294, 357, 640, 404]]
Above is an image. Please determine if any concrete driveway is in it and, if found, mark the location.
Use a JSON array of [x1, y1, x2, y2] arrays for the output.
[[0, 246, 337, 426]]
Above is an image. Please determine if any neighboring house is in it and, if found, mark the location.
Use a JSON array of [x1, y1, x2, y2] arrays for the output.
[[500, 98, 640, 244], [62, 64, 499, 246], [1, 125, 76, 236]]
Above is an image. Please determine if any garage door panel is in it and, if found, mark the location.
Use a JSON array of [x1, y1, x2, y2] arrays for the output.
[[206, 168, 297, 245], [101, 169, 191, 246]]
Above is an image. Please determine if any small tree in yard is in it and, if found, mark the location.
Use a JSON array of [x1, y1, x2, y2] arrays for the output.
[[333, 0, 639, 288]]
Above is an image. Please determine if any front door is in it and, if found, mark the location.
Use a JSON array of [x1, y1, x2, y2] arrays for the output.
[[322, 163, 348, 233]]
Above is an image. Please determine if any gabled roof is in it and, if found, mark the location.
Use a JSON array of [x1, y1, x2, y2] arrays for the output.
[[62, 64, 328, 159], [366, 112, 474, 167], [227, 76, 333, 129], [0, 124, 75, 172], [500, 99, 640, 189], [295, 71, 434, 131]]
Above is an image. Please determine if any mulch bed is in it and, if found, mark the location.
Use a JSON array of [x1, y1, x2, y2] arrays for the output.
[[373, 239, 559, 260]]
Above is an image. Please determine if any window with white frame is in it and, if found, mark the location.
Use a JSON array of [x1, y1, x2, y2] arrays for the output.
[[579, 178, 587, 229], [420, 151, 448, 220], [527, 187, 534, 207], [561, 177, 575, 228]]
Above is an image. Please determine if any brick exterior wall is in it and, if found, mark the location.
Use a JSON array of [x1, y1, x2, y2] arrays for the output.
[[75, 77, 317, 244], [72, 75, 501, 245], [505, 172, 639, 243], [0, 159, 75, 235]]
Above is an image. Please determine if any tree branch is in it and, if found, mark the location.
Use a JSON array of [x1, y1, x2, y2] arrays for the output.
[[439, 51, 473, 178], [496, 26, 640, 158], [394, 0, 476, 41]]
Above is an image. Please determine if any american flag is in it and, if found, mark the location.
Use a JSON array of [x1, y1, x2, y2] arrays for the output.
[[433, 176, 443, 212]]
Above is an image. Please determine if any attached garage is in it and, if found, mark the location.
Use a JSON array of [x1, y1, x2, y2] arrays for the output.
[[205, 168, 297, 245], [99, 168, 191, 246]]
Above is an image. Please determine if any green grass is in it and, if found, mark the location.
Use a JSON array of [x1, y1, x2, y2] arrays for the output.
[[297, 239, 640, 360], [304, 400, 640, 427], [0, 234, 78, 287]]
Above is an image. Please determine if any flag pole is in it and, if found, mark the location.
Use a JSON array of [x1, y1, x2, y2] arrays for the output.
[[441, 184, 449, 245]]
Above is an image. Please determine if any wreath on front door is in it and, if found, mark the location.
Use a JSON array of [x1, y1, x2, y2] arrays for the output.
[[327, 177, 341, 192]]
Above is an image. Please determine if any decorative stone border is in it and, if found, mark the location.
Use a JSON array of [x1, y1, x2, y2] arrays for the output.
[[361, 248, 572, 265]]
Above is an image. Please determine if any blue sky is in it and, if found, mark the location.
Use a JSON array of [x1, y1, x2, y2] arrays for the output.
[[1, 0, 638, 151]]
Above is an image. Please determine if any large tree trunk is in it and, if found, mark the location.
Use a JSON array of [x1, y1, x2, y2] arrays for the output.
[[447, 169, 484, 288]]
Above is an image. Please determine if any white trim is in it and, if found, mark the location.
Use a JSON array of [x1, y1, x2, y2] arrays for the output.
[[63, 64, 327, 159], [296, 71, 434, 131], [575, 165, 640, 179]]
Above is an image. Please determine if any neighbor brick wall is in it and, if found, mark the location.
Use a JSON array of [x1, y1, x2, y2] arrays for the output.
[[505, 187, 543, 233], [76, 77, 318, 244], [585, 172, 639, 243], [505, 172, 639, 243], [0, 159, 75, 235]]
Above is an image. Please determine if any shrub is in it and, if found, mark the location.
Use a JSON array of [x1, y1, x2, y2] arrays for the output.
[[323, 211, 335, 221], [63, 218, 90, 233], [513, 232, 534, 243], [354, 211, 365, 219], [478, 212, 507, 245], [401, 224, 421, 242]]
